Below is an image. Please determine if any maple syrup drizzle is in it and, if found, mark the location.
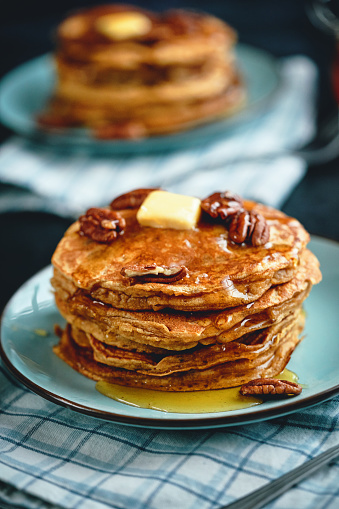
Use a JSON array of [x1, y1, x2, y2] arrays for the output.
[[96, 369, 298, 414]]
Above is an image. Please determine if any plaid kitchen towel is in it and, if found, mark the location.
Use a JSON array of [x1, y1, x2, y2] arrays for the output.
[[0, 363, 338, 509], [0, 56, 317, 218], [1, 53, 339, 509]]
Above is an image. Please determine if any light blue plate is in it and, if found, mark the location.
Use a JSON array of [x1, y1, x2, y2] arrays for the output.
[[0, 45, 280, 154], [1, 236, 338, 429]]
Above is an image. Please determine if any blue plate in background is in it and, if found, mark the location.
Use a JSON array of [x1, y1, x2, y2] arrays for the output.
[[0, 45, 280, 154]]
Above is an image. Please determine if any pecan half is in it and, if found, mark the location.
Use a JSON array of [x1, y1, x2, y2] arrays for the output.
[[251, 212, 270, 247], [228, 210, 252, 244], [240, 378, 302, 397], [110, 188, 159, 210], [201, 191, 243, 222], [229, 210, 269, 247], [94, 121, 146, 140], [121, 263, 187, 283], [79, 207, 126, 243]]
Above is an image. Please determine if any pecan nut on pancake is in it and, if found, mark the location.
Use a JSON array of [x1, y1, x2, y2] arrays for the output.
[[51, 189, 321, 391], [37, 4, 246, 138]]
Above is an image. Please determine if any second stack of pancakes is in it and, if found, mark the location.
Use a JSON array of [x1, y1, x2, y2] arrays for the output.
[[39, 4, 245, 138], [51, 189, 321, 391]]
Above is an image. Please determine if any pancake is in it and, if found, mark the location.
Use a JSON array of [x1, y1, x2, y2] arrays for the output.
[[56, 5, 236, 67], [87, 310, 303, 375], [43, 73, 245, 137], [52, 249, 320, 350], [51, 188, 321, 392], [54, 310, 304, 390], [52, 199, 310, 312], [55, 56, 235, 107], [37, 4, 246, 138]]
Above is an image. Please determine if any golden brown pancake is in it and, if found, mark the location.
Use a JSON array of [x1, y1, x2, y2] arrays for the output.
[[52, 200, 310, 312], [87, 310, 302, 375], [56, 5, 236, 67], [54, 310, 304, 391], [52, 248, 320, 350], [43, 74, 246, 137]]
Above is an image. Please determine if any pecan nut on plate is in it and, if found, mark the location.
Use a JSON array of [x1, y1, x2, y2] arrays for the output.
[[94, 121, 146, 140], [121, 263, 188, 283], [240, 378, 302, 397], [79, 207, 126, 243], [110, 188, 159, 210]]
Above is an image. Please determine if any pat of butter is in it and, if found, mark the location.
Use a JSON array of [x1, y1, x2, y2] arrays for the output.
[[95, 12, 152, 40], [137, 191, 201, 230]]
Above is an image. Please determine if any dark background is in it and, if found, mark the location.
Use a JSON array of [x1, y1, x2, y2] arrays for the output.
[[1, 0, 339, 311]]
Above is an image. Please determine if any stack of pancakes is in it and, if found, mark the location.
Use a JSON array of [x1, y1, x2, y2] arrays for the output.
[[38, 4, 246, 138], [51, 190, 321, 391]]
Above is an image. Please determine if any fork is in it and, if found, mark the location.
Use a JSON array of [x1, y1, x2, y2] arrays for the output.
[[219, 443, 339, 509]]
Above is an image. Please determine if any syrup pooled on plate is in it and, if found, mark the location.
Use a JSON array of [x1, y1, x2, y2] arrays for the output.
[[96, 369, 298, 414]]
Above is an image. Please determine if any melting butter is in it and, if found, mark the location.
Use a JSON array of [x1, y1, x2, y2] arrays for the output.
[[96, 369, 298, 414], [137, 190, 201, 230], [95, 12, 152, 40]]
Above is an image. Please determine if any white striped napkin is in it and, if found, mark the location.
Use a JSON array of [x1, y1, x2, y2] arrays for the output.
[[0, 56, 317, 218]]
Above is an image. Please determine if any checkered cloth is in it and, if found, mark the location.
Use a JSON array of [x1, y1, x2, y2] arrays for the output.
[[2, 54, 338, 509], [0, 56, 316, 218], [0, 365, 338, 509]]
